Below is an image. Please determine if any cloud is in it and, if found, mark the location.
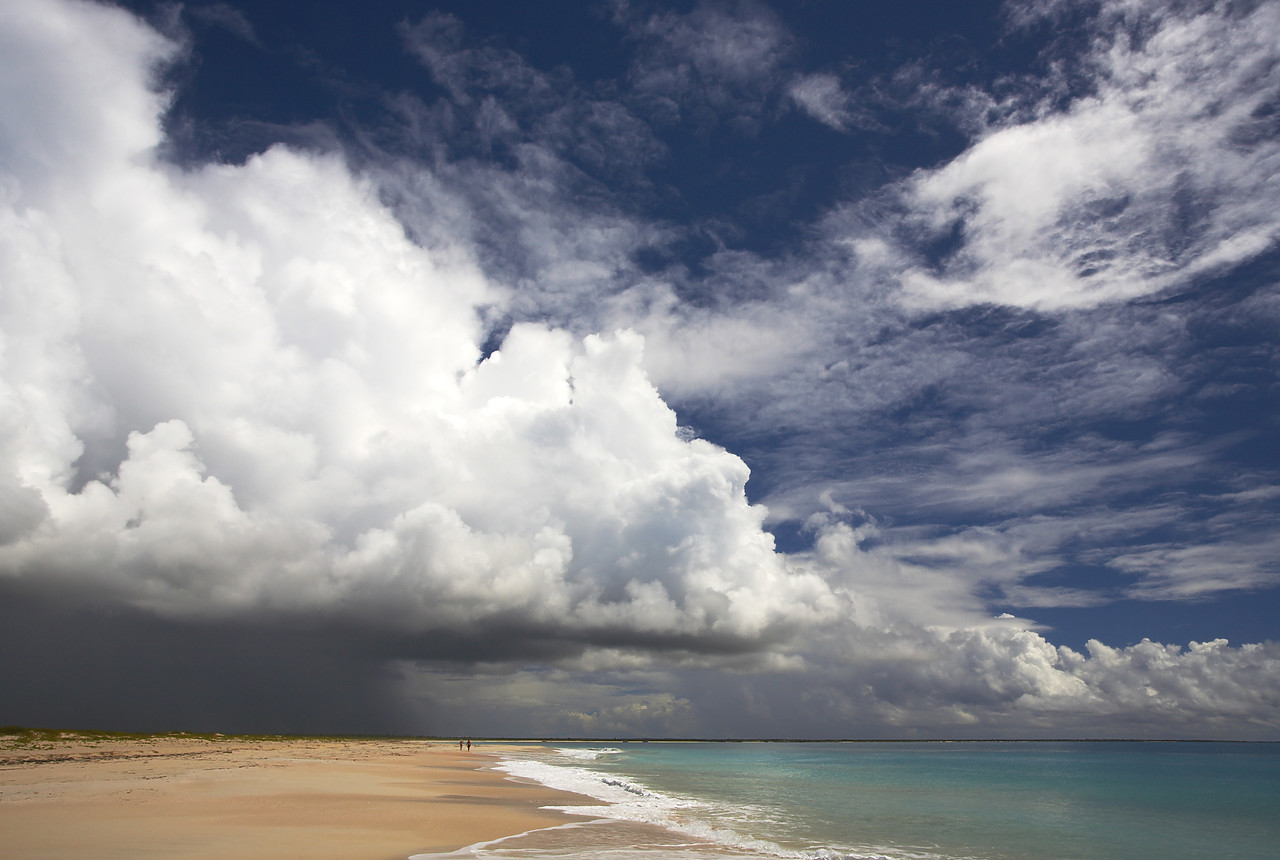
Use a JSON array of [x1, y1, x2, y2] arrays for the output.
[[615, 0, 794, 131], [400, 11, 541, 108], [380, 0, 1280, 731], [2, 0, 1277, 739], [391, 664, 699, 738], [398, 10, 667, 182], [883, 0, 1280, 310], [375, 619, 1280, 739], [0, 581, 413, 734], [739, 609, 1280, 738], [387, 10, 673, 340], [787, 73, 853, 130], [0, 0, 834, 661], [0, 0, 174, 188], [763, 425, 1280, 608], [186, 3, 260, 46], [1112, 539, 1280, 600]]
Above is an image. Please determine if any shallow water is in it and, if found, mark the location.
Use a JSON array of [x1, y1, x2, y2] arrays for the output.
[[411, 741, 1280, 860]]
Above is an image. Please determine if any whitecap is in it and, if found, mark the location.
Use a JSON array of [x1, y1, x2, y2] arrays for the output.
[[553, 747, 624, 761]]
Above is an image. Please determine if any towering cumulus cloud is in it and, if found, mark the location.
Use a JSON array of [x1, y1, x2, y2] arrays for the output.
[[1, 0, 1277, 738], [0, 0, 831, 650]]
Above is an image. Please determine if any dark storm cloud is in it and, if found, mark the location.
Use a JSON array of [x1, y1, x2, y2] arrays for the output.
[[0, 581, 408, 734]]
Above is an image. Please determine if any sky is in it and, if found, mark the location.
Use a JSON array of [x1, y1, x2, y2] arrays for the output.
[[0, 0, 1278, 739]]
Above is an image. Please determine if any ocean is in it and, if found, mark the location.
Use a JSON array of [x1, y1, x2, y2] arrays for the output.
[[411, 741, 1280, 860]]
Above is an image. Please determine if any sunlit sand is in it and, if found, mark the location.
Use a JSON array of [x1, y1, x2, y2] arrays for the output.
[[0, 731, 587, 859]]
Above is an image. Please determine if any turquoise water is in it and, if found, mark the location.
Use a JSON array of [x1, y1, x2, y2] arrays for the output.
[[413, 742, 1280, 860]]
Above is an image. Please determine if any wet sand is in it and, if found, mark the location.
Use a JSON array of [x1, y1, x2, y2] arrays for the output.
[[0, 733, 589, 859]]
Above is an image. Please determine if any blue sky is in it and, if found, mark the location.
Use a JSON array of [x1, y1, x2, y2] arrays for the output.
[[0, 0, 1277, 738]]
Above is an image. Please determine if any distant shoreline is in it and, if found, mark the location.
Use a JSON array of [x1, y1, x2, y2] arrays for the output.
[[5, 727, 1275, 744]]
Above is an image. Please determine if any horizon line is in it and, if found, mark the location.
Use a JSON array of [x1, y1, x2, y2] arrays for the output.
[[5, 727, 1276, 744]]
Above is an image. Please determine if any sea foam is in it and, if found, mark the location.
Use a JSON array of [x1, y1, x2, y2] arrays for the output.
[[493, 752, 833, 859], [551, 747, 624, 761]]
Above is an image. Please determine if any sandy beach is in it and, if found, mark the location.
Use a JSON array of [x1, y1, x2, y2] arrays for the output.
[[0, 731, 588, 859]]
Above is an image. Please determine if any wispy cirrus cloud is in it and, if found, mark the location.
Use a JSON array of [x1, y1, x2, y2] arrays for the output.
[[613, 0, 794, 131], [884, 0, 1280, 310], [186, 2, 259, 46], [787, 73, 855, 131]]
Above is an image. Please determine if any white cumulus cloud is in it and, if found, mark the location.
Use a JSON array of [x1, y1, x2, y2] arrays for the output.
[[0, 0, 833, 655]]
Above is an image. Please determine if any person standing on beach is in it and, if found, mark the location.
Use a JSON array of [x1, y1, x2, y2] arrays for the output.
[[466, 740, 471, 751]]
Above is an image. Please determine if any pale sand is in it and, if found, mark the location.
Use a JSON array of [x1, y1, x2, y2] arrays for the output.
[[0, 733, 589, 859]]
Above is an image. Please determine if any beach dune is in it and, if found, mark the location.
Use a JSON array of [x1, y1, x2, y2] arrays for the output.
[[0, 733, 584, 859]]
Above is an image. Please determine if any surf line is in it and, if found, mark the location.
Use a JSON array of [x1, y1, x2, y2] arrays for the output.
[[408, 819, 617, 860]]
